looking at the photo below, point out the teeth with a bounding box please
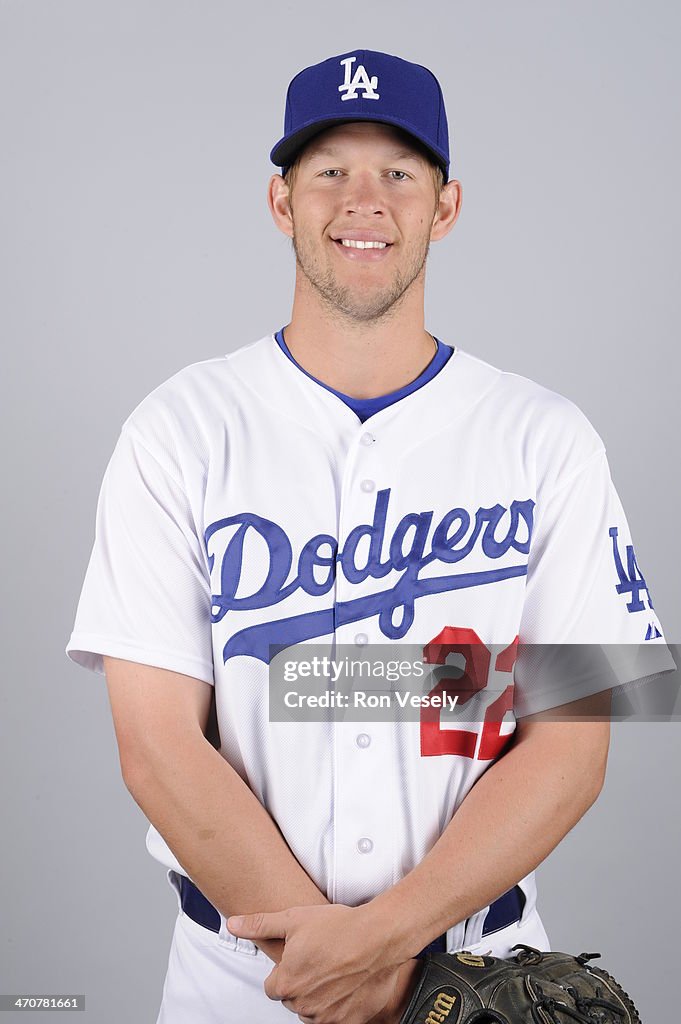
[339,239,388,249]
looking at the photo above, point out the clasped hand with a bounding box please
[227,903,420,1024]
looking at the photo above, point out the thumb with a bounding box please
[226,910,289,939]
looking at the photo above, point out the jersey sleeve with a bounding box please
[65,423,215,685]
[513,446,676,718]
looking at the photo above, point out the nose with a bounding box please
[343,172,385,216]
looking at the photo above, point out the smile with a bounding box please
[332,238,393,261]
[338,239,388,249]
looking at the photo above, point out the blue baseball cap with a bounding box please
[269,48,450,179]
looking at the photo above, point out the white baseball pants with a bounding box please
[155,868,551,1024]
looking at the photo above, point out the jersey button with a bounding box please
[360,432,375,446]
[356,733,371,748]
[357,837,374,854]
[354,632,368,646]
[360,479,375,493]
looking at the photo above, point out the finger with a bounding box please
[264,965,305,1005]
[227,910,288,940]
[281,997,312,1020]
[263,965,283,1001]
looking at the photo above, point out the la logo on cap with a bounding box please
[338,56,380,101]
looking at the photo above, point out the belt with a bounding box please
[176,875,525,957]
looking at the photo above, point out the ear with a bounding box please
[430,180,463,242]
[268,174,294,239]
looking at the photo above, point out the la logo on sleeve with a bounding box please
[608,525,653,613]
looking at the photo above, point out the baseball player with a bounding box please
[65,48,674,1024]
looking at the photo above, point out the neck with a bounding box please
[283,280,436,400]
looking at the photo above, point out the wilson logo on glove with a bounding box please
[424,990,457,1023]
[397,944,641,1024]
[454,952,487,968]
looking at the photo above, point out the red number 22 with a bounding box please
[420,626,517,761]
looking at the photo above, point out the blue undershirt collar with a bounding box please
[274,327,454,423]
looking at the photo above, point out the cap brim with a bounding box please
[270,113,448,175]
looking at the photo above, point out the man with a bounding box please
[65,48,674,1024]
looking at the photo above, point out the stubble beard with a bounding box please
[290,221,431,324]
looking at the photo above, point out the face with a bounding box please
[271,122,459,324]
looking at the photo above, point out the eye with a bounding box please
[388,170,410,181]
[321,169,343,178]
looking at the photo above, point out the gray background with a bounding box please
[1,0,679,1020]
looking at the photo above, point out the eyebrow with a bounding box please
[306,145,425,162]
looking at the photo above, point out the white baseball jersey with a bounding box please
[65,332,674,952]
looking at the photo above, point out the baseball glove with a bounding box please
[397,943,641,1023]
